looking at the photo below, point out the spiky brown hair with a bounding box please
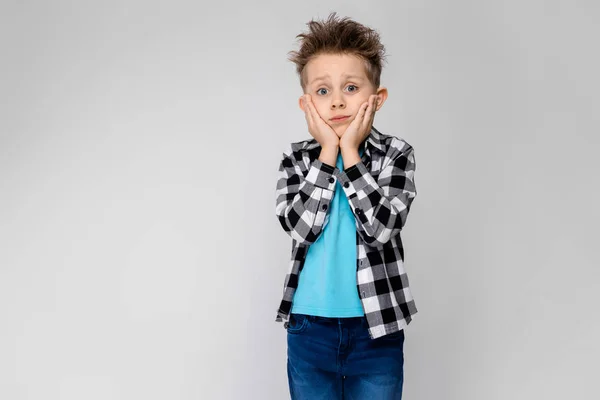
[288,12,387,92]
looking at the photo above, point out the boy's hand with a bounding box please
[340,95,378,150]
[302,94,340,149]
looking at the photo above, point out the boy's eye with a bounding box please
[316,85,359,95]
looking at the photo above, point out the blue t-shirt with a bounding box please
[291,145,365,317]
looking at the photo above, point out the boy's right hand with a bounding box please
[302,94,340,149]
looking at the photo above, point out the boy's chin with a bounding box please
[333,126,346,138]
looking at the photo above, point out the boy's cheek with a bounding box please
[313,102,326,116]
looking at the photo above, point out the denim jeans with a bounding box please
[286,313,405,399]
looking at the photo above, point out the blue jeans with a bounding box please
[286,313,405,399]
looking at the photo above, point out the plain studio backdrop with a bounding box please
[1,1,598,399]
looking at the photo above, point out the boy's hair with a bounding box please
[288,12,387,92]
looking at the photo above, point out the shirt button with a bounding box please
[328,177,334,183]
[361,291,366,298]
[356,208,363,215]
[322,204,328,211]
[360,260,363,266]
[343,182,349,188]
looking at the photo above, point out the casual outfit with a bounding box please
[274,126,418,399]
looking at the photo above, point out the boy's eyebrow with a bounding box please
[310,74,364,85]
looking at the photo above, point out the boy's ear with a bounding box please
[375,87,389,111]
[298,96,305,112]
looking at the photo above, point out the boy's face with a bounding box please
[299,52,388,138]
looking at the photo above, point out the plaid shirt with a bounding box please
[274,126,418,339]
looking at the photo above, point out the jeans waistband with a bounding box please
[295,313,367,326]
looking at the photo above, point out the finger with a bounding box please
[356,101,368,125]
[358,100,371,134]
[367,97,377,125]
[303,96,315,126]
[363,97,376,127]
[304,95,316,119]
[371,97,378,119]
[307,95,328,131]
[307,96,323,123]
[353,101,365,123]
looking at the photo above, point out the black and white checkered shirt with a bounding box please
[274,126,419,339]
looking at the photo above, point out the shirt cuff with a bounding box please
[305,158,337,191]
[336,159,376,193]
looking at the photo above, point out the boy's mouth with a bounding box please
[330,115,351,122]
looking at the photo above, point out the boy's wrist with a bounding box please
[321,144,339,152]
[318,145,339,167]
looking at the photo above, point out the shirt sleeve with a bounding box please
[336,143,417,248]
[275,145,338,245]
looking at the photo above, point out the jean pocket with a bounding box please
[286,313,309,334]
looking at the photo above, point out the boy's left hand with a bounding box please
[340,94,378,150]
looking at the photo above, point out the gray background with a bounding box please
[1,0,598,399]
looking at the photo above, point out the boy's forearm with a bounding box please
[340,147,361,170]
[318,145,339,168]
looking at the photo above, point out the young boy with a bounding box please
[274,12,418,399]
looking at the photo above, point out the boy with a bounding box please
[274,12,418,399]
